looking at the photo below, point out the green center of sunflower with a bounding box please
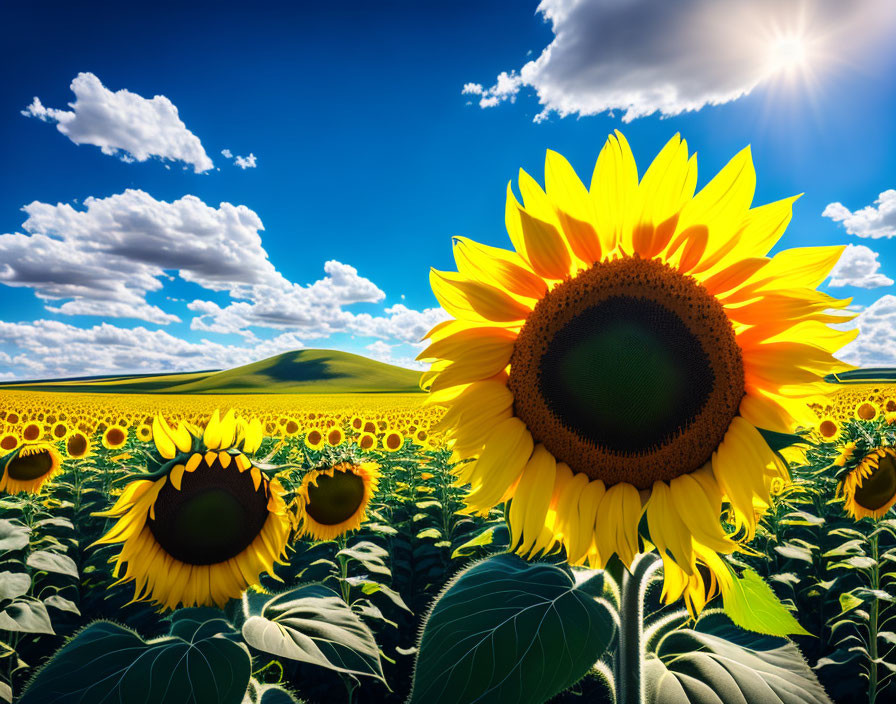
[7,449,53,480]
[540,297,713,454]
[148,456,269,565]
[508,256,744,489]
[855,452,896,511]
[306,469,365,526]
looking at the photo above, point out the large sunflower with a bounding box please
[419,132,855,613]
[0,443,62,494]
[92,410,291,609]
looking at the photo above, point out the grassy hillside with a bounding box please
[0,350,423,394]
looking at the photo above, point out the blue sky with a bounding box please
[1,0,895,379]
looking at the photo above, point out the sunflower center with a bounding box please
[148,456,269,565]
[855,453,896,511]
[508,256,744,489]
[67,434,88,457]
[305,469,365,526]
[106,428,125,445]
[8,450,53,480]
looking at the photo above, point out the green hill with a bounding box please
[0,349,424,395]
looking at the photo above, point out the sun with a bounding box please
[768,34,809,75]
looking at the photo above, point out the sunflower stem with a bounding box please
[869,530,880,704]
[617,552,661,704]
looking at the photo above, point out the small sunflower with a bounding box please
[842,448,896,520]
[102,426,128,450]
[420,132,855,613]
[65,432,92,459]
[358,432,378,451]
[0,432,20,453]
[817,417,840,440]
[0,443,62,494]
[298,460,380,541]
[381,429,404,452]
[855,401,879,421]
[91,410,290,609]
[326,426,345,447]
[136,424,153,442]
[50,421,69,440]
[283,418,301,437]
[304,428,324,450]
[22,422,42,442]
[350,416,365,432]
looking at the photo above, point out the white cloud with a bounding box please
[364,340,429,371]
[836,295,896,367]
[827,244,894,289]
[22,72,213,172]
[0,319,315,380]
[823,190,896,239]
[221,148,257,169]
[466,0,895,122]
[0,189,280,323]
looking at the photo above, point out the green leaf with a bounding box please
[345,577,412,612]
[42,596,79,616]
[19,620,250,704]
[0,572,30,600]
[0,520,29,553]
[26,550,78,578]
[722,567,810,637]
[408,553,617,704]
[337,541,391,575]
[450,524,502,559]
[241,583,385,683]
[774,545,813,563]
[645,611,832,704]
[0,598,53,634]
[416,528,442,539]
[839,592,863,614]
[757,428,806,451]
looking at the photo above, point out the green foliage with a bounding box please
[722,566,811,637]
[19,619,251,704]
[644,610,832,704]
[409,553,617,704]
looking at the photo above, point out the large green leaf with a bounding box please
[241,583,385,683]
[645,610,832,704]
[722,567,810,636]
[408,553,617,704]
[0,572,30,600]
[19,620,251,704]
[26,550,78,578]
[0,520,29,552]
[0,598,53,634]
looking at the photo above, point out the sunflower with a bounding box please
[350,415,365,432]
[358,432,378,451]
[817,416,840,440]
[0,432,20,453]
[304,428,324,450]
[855,401,879,421]
[65,432,92,459]
[0,443,62,494]
[283,418,301,437]
[381,429,404,452]
[842,448,896,520]
[50,421,69,440]
[419,132,855,613]
[326,426,345,447]
[91,410,291,609]
[136,423,152,442]
[22,422,42,442]
[297,460,380,541]
[102,426,128,450]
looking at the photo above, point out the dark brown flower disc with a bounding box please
[855,452,896,511]
[306,469,365,526]
[508,256,744,489]
[8,449,54,480]
[148,455,269,565]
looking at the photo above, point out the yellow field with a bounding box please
[0,390,446,449]
[809,382,896,422]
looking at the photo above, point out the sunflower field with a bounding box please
[3,134,896,704]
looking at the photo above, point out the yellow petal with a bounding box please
[152,416,177,460]
[591,130,639,254]
[170,464,185,491]
[203,409,222,449]
[219,451,232,469]
[430,269,531,323]
[453,237,548,299]
[545,149,602,264]
[185,453,202,472]
[509,444,556,556]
